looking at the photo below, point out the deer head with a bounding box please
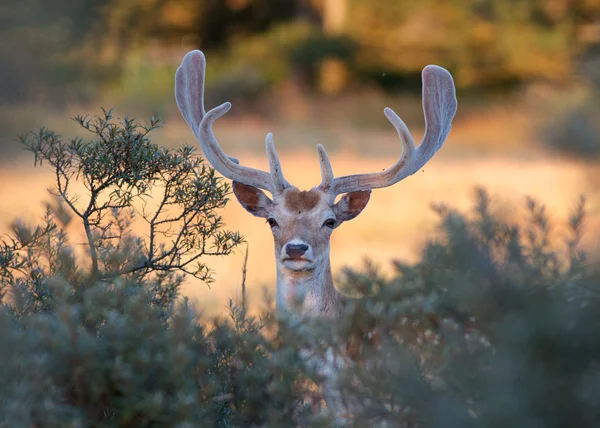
[175,50,457,315]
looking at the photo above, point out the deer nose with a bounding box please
[285,243,308,259]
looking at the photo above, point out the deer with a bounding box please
[175,50,457,421]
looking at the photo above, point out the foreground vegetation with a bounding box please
[1,112,599,427]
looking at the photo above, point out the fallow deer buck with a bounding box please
[175,50,457,420]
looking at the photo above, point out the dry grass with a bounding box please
[1,91,597,316]
[1,135,597,317]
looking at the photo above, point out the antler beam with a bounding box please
[176,50,456,198]
[175,50,289,195]
[318,65,457,196]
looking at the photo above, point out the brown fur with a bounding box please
[232,182,272,218]
[233,182,261,206]
[333,190,371,222]
[347,191,370,211]
[284,189,322,212]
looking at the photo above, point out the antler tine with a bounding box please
[175,50,280,195]
[265,133,290,193]
[175,50,206,138]
[316,144,334,192]
[331,65,457,196]
[198,103,276,194]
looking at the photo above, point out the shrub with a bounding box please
[320,188,600,426]
[0,110,319,427]
[0,278,318,427]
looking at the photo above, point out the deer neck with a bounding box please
[276,255,344,319]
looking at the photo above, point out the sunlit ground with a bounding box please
[1,103,598,317]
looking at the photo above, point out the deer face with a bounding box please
[233,183,370,272]
[175,49,457,270]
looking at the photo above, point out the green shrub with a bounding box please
[0,278,318,427]
[320,188,600,426]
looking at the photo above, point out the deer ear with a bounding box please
[333,190,371,222]
[232,182,273,218]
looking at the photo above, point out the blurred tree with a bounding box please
[342,0,600,87]
[193,0,298,49]
[1,0,598,105]
[0,0,106,102]
[0,0,173,104]
[0,0,305,104]
[318,0,350,93]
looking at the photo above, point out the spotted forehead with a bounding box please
[283,189,324,213]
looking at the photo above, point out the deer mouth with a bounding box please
[281,257,314,270]
[282,257,312,263]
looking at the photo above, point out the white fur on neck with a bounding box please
[276,255,343,318]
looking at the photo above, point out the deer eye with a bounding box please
[267,218,278,228]
[323,218,336,229]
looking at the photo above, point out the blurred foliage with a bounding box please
[539,55,600,160]
[0,0,102,103]
[104,54,181,117]
[316,188,600,426]
[0,0,304,104]
[193,0,298,49]
[541,91,600,160]
[2,107,600,425]
[0,0,159,104]
[0,278,317,427]
[2,0,599,105]
[345,0,600,87]
[202,22,319,105]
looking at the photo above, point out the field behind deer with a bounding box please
[2,94,598,316]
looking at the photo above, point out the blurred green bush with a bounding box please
[327,189,600,426]
[101,22,351,114]
[540,87,600,160]
[5,0,599,106]
[203,22,320,101]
